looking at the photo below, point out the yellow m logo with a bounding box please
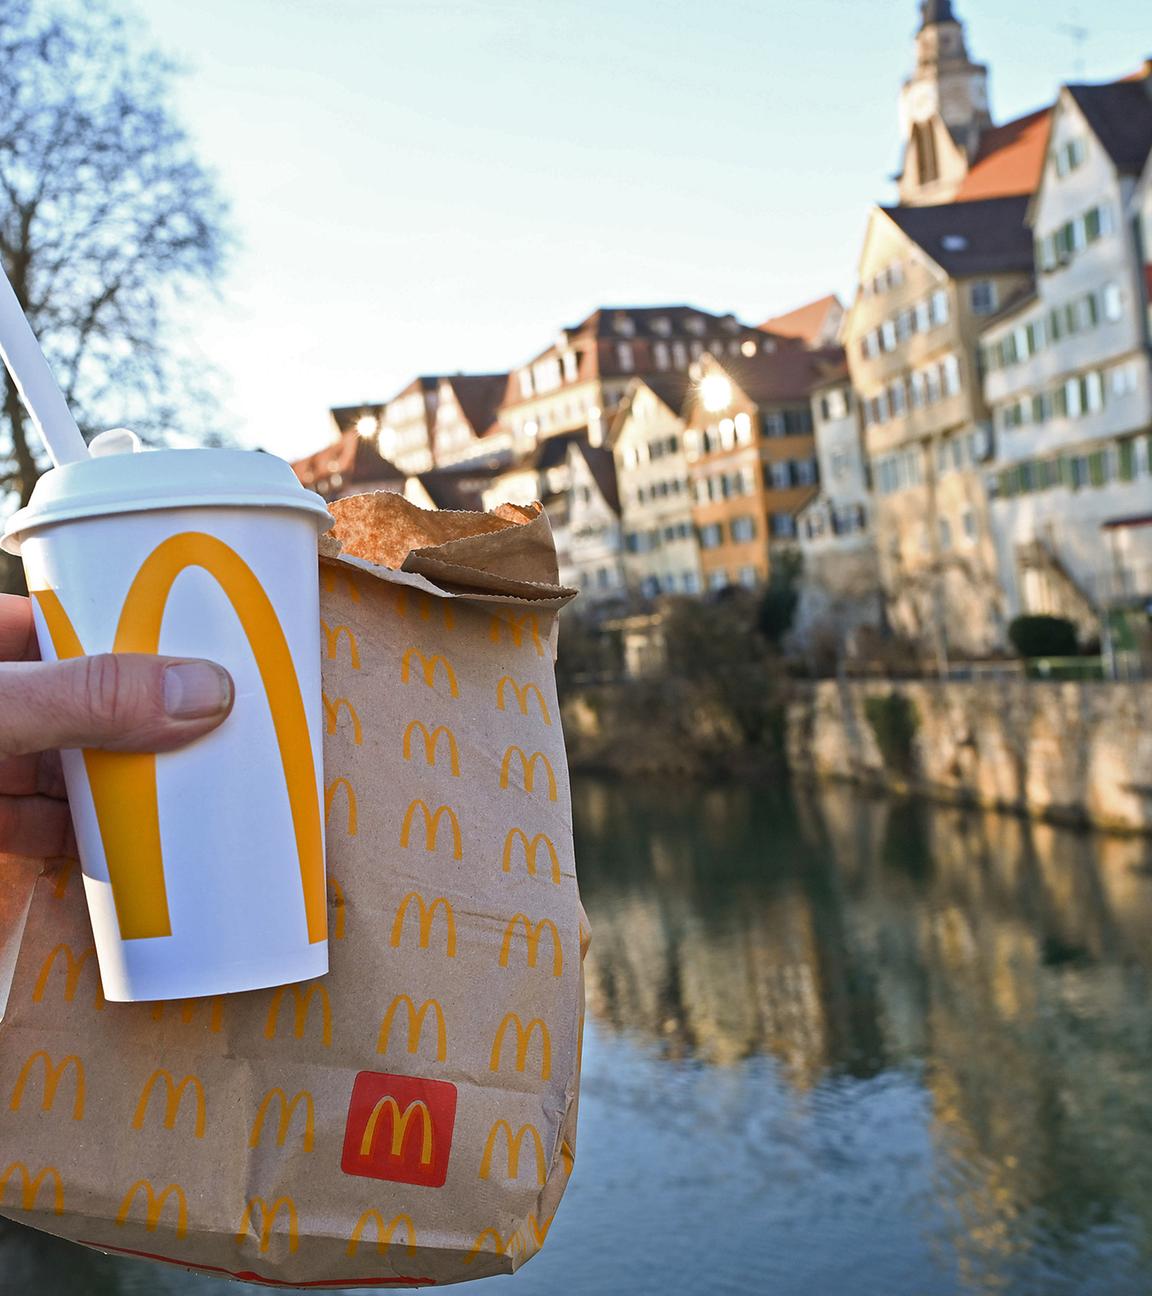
[500,914,563,976]
[499,746,557,801]
[237,1195,299,1255]
[502,829,561,884]
[400,800,462,859]
[400,648,459,697]
[324,777,358,835]
[323,693,363,744]
[321,568,360,601]
[347,1210,417,1258]
[402,720,460,775]
[465,1226,528,1263]
[479,1120,547,1185]
[264,983,332,1048]
[249,1088,314,1152]
[360,1097,433,1164]
[377,995,447,1062]
[489,612,545,657]
[32,943,104,1010]
[9,1051,85,1121]
[33,533,326,945]
[321,619,361,668]
[0,1163,64,1216]
[131,1070,206,1139]
[496,677,552,725]
[490,1013,551,1080]
[390,893,457,958]
[117,1179,188,1238]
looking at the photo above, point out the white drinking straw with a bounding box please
[0,262,89,466]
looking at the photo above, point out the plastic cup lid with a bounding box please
[1,447,332,555]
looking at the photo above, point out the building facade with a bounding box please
[610,374,702,598]
[683,347,822,591]
[564,442,626,606]
[981,76,1152,631]
[845,197,1035,655]
[430,374,509,469]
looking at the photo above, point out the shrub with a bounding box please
[1007,614,1078,659]
[864,692,919,778]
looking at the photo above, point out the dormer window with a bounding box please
[720,314,740,334]
[612,312,636,337]
[684,316,706,337]
[941,235,968,252]
[651,316,672,337]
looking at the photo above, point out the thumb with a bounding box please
[0,655,235,759]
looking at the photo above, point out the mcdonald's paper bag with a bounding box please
[0,492,587,1287]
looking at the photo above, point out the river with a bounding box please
[6,777,1152,1294]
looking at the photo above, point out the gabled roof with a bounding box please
[953,108,1052,201]
[699,345,833,407]
[574,442,621,516]
[880,195,1033,276]
[290,429,404,498]
[1067,77,1152,175]
[759,295,842,346]
[637,372,693,416]
[528,428,587,472]
[330,403,387,436]
[442,373,507,438]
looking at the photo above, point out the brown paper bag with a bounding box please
[0,493,587,1288]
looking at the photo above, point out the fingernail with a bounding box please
[163,661,233,720]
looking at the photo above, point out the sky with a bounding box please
[137,0,1152,461]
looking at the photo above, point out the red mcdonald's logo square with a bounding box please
[341,1071,457,1188]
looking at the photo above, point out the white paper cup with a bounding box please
[2,448,332,1001]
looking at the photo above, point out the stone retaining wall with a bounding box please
[787,679,1152,833]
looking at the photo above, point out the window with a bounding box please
[970,281,998,315]
[671,341,688,367]
[734,412,753,443]
[682,571,701,594]
[763,412,785,438]
[1084,370,1104,413]
[794,458,818,486]
[915,299,932,332]
[518,368,534,398]
[942,354,961,397]
[771,513,797,538]
[1102,283,1123,322]
[889,379,907,417]
[938,518,952,550]
[930,290,950,327]
[909,370,926,408]
[698,523,723,550]
[708,571,728,591]
[1112,363,1138,397]
[961,509,976,542]
[617,343,634,371]
[914,122,939,184]
[561,351,579,383]
[738,566,758,589]
[653,342,670,370]
[730,515,757,543]
[1054,137,1087,177]
[769,461,791,489]
[881,320,897,352]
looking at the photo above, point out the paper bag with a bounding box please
[0,493,586,1287]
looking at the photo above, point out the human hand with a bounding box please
[0,592,234,860]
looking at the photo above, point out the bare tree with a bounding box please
[0,0,231,588]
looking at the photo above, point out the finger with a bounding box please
[0,654,235,759]
[0,594,39,661]
[0,750,67,798]
[0,795,74,860]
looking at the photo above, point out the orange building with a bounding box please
[683,346,830,590]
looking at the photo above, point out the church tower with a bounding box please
[898,1,992,204]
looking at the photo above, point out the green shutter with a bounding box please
[1089,451,1106,487]
[1119,440,1136,481]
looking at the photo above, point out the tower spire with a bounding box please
[920,0,957,29]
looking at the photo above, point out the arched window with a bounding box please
[913,122,939,185]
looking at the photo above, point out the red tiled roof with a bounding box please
[953,107,1052,202]
[759,295,842,345]
[291,429,404,498]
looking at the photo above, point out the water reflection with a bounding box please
[578,777,1152,1290]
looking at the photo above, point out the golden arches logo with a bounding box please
[479,1120,546,1186]
[359,1097,433,1164]
[500,914,563,977]
[249,1088,314,1152]
[465,1226,528,1264]
[402,720,460,775]
[502,829,561,884]
[390,893,457,957]
[400,648,459,697]
[150,997,224,1032]
[237,1195,299,1254]
[323,693,363,745]
[131,1070,205,1139]
[496,676,552,725]
[9,1051,85,1121]
[0,1163,64,1216]
[264,983,332,1048]
[400,800,462,860]
[321,619,361,668]
[328,874,346,940]
[50,863,74,899]
[321,568,361,601]
[117,1179,188,1238]
[499,746,557,801]
[377,995,447,1062]
[33,533,326,945]
[325,777,358,835]
[489,1013,551,1080]
[347,1210,417,1258]
[489,612,545,657]
[32,943,105,1010]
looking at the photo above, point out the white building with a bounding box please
[609,374,702,599]
[564,442,626,606]
[981,73,1152,631]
